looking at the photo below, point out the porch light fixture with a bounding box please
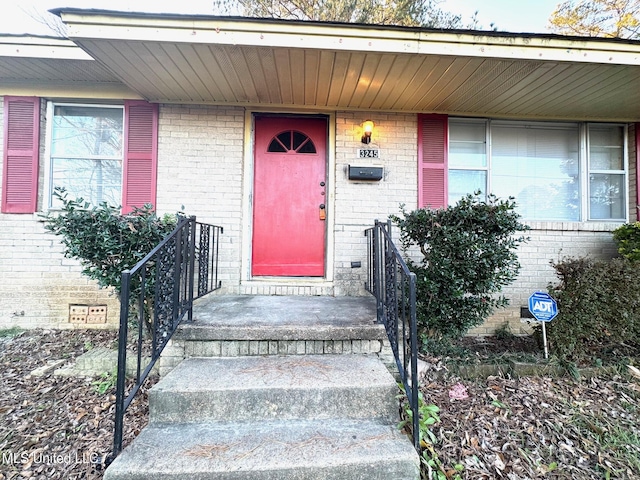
[361,120,374,144]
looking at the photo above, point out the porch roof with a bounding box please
[0,35,140,99]
[13,9,640,121]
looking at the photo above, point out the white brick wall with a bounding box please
[0,100,634,334]
[333,112,418,295]
[0,98,119,329]
[155,105,245,289]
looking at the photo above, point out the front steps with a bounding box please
[159,295,389,375]
[105,356,419,479]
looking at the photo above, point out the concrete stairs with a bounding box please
[159,295,391,376]
[104,354,420,479]
[105,295,419,479]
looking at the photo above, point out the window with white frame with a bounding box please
[448,119,627,221]
[48,104,124,208]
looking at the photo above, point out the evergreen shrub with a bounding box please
[391,193,528,342]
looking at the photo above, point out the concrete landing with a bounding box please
[184,295,384,341]
[160,296,389,372]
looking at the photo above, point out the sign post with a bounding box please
[528,292,558,359]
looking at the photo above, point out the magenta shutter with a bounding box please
[417,114,448,209]
[636,124,640,221]
[2,97,40,213]
[122,101,158,214]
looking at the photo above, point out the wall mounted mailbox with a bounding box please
[348,165,383,181]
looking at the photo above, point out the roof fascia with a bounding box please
[0,36,93,60]
[57,10,640,66]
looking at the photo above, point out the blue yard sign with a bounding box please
[528,291,558,322]
[528,291,558,359]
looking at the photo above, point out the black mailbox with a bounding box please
[348,165,383,181]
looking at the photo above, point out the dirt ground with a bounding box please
[1,329,638,480]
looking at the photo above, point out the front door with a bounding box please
[252,116,327,276]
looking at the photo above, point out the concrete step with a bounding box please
[160,296,390,374]
[150,355,399,424]
[104,418,420,480]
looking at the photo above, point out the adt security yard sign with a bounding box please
[528,291,558,359]
[528,292,558,322]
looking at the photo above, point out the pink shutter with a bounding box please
[122,100,158,214]
[417,114,448,209]
[2,97,40,213]
[636,123,640,221]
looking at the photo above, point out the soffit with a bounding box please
[54,11,640,121]
[0,35,136,98]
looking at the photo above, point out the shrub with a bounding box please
[391,193,528,341]
[546,256,640,361]
[612,222,640,261]
[42,188,178,295]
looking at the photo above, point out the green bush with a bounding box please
[391,193,528,341]
[612,222,640,261]
[42,188,178,295]
[546,256,640,361]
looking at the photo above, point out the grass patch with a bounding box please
[0,327,24,338]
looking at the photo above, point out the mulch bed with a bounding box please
[0,329,154,480]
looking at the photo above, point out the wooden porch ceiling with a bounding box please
[43,10,640,121]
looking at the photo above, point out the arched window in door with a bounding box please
[267,130,317,154]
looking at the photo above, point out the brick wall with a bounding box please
[155,105,245,289]
[470,222,619,335]
[0,98,119,329]
[333,112,418,295]
[0,101,634,333]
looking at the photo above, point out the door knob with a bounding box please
[319,204,325,209]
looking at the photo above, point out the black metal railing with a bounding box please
[111,216,223,460]
[365,219,419,451]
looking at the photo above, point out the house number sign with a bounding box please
[357,148,380,159]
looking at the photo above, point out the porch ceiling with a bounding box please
[55,10,640,121]
[0,36,137,98]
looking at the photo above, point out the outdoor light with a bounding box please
[361,120,374,144]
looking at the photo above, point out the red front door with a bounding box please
[252,116,327,276]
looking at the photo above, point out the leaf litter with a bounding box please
[0,329,155,480]
[420,359,640,479]
[1,329,639,479]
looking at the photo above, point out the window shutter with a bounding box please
[636,123,640,221]
[2,97,40,213]
[418,114,448,209]
[123,100,158,214]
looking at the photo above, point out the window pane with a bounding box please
[491,123,580,221]
[449,121,486,168]
[590,173,625,220]
[52,106,123,158]
[448,170,486,205]
[589,125,623,170]
[51,158,122,208]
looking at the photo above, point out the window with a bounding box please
[447,119,627,221]
[267,130,316,153]
[48,104,124,208]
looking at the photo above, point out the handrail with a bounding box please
[110,216,223,460]
[365,219,420,451]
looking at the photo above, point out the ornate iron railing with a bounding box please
[365,219,420,451]
[111,216,223,460]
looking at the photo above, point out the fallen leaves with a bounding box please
[423,373,640,479]
[0,329,155,480]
